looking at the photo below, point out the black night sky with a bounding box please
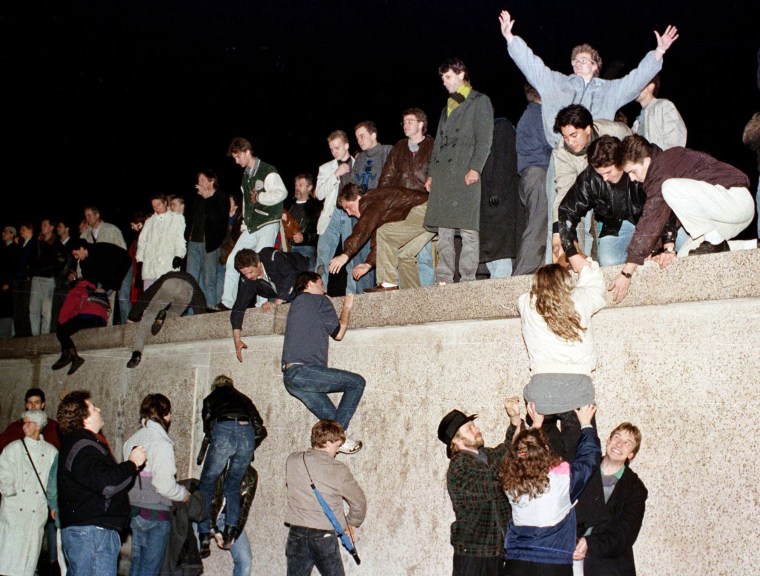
[3,0,758,234]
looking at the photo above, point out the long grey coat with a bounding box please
[425,89,494,231]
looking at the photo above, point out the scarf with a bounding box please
[447,83,472,117]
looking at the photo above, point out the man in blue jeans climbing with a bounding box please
[197,375,267,556]
[281,271,365,455]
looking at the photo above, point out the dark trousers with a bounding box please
[539,411,596,464]
[452,553,507,576]
[286,526,344,576]
[56,315,107,349]
[507,559,572,576]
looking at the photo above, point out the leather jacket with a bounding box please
[201,385,267,444]
[378,135,434,192]
[210,465,258,533]
[557,164,675,257]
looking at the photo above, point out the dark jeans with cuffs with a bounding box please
[286,526,344,576]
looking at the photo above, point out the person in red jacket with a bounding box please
[0,387,60,453]
[51,279,110,375]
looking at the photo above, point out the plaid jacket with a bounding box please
[446,424,516,557]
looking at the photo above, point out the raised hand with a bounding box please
[499,10,516,43]
[655,25,679,53]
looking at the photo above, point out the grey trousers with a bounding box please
[132,278,193,353]
[513,166,548,276]
[436,227,479,283]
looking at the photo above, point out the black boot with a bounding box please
[126,351,142,369]
[199,532,211,558]
[67,348,85,375]
[52,350,73,371]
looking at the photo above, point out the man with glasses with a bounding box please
[378,108,436,286]
[498,9,678,263]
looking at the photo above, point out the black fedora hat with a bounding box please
[438,409,477,458]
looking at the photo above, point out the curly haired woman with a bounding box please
[498,404,600,575]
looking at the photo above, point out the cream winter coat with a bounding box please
[136,210,187,281]
[0,436,57,576]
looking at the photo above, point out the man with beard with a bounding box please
[437,397,522,576]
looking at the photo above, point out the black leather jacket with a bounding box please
[557,164,675,257]
[201,385,267,444]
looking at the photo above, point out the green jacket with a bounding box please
[242,159,286,232]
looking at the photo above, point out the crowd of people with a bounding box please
[0,10,758,576]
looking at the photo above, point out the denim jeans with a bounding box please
[316,210,374,294]
[128,514,171,576]
[291,245,317,272]
[283,364,366,431]
[486,258,513,279]
[116,264,133,325]
[597,220,636,266]
[217,512,252,576]
[187,240,220,307]
[286,526,345,576]
[221,223,279,308]
[215,262,226,306]
[197,420,255,534]
[62,525,121,576]
[417,239,435,287]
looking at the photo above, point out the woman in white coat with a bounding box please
[0,409,58,576]
[136,193,187,290]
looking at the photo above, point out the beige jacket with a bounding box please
[284,448,366,531]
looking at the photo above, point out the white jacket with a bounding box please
[315,156,354,235]
[517,260,607,375]
[632,97,687,151]
[136,210,186,280]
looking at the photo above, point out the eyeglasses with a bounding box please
[572,57,595,66]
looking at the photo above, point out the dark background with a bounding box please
[3,0,758,236]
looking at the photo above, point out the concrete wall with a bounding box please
[1,250,759,575]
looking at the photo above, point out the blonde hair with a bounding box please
[531,264,585,342]
[571,44,602,77]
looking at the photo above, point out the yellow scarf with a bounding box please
[447,83,472,116]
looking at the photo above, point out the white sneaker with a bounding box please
[338,438,363,455]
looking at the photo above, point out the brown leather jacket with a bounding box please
[378,135,434,192]
[341,186,429,268]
